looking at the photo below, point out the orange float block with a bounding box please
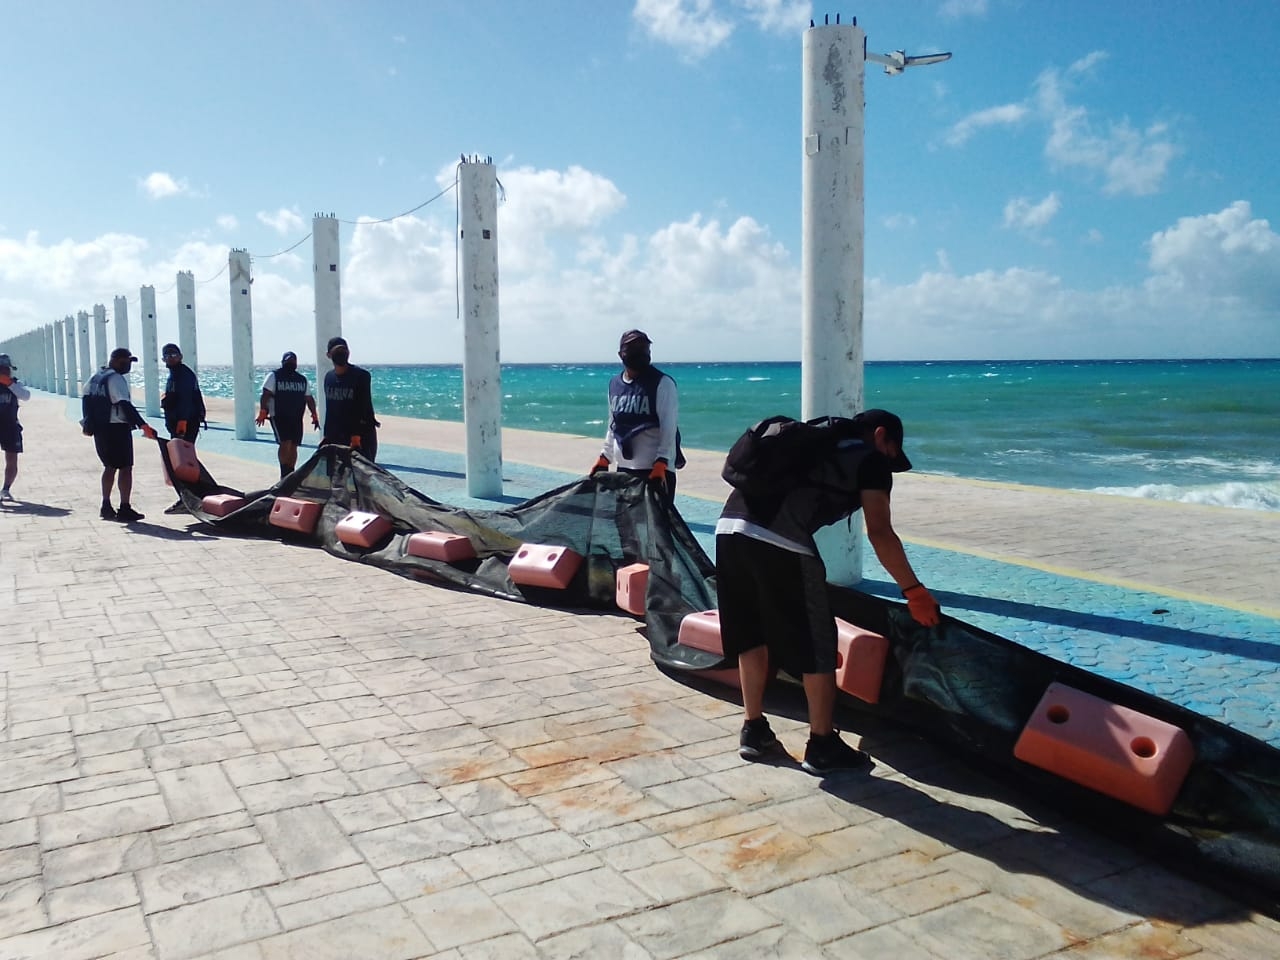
[833,619,889,704]
[335,510,393,548]
[267,497,323,535]
[615,563,649,616]
[1013,682,1195,815]
[677,610,724,655]
[163,438,200,485]
[406,531,476,563]
[200,493,247,517]
[508,543,583,589]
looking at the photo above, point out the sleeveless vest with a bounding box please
[271,368,309,422]
[81,369,114,433]
[608,366,667,459]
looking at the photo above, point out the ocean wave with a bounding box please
[1087,481,1280,512]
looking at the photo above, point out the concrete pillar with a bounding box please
[64,316,78,393]
[458,157,504,499]
[176,271,197,373]
[54,319,66,395]
[43,324,55,391]
[76,311,92,383]
[93,303,109,370]
[312,214,341,425]
[802,21,867,585]
[229,249,256,439]
[140,286,161,416]
[113,296,130,350]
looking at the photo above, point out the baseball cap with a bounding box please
[619,329,651,349]
[110,347,139,363]
[858,408,912,472]
[161,343,181,357]
[0,354,11,369]
[326,336,348,353]
[281,351,298,364]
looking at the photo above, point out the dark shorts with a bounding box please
[715,532,837,676]
[272,416,304,445]
[94,423,134,469]
[0,422,21,454]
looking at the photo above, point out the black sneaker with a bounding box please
[100,503,117,521]
[801,732,873,776]
[163,500,186,515]
[739,717,780,760]
[116,505,145,523]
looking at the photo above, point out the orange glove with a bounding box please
[141,424,158,440]
[647,459,669,492]
[904,585,941,627]
[176,420,188,435]
[589,455,609,476]
[255,408,269,426]
[350,435,362,450]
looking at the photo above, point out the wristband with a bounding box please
[901,583,924,596]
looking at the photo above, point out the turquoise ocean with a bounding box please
[196,359,1280,512]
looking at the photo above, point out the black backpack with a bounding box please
[721,414,865,512]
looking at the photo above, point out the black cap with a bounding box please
[161,343,181,357]
[282,351,298,364]
[0,354,12,370]
[326,336,348,353]
[858,409,912,472]
[619,329,651,349]
[110,347,139,363]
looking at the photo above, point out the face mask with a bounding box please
[283,360,297,373]
[330,348,350,365]
[621,347,651,370]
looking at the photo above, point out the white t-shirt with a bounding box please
[261,371,313,416]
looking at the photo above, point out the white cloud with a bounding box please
[883,213,917,230]
[735,0,812,35]
[1003,192,1060,231]
[257,208,306,236]
[216,214,239,231]
[940,0,988,19]
[139,172,191,200]
[633,0,734,60]
[1146,201,1280,300]
[945,104,1029,146]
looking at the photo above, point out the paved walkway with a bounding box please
[1,391,1277,958]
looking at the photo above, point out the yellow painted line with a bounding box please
[903,534,1280,621]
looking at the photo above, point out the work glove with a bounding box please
[176,420,188,436]
[904,585,941,627]
[589,455,609,477]
[140,424,158,440]
[647,459,669,492]
[350,435,362,450]
[256,408,268,426]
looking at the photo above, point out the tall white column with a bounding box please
[458,157,504,499]
[93,303,109,370]
[113,296,130,350]
[43,324,55,391]
[140,285,161,416]
[54,319,66,395]
[802,21,867,585]
[64,316,78,393]
[229,249,256,439]
[176,271,198,373]
[76,311,92,382]
[312,214,341,425]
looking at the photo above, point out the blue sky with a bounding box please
[2,0,1278,364]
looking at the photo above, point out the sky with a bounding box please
[2,0,1278,365]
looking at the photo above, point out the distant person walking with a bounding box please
[321,337,378,462]
[82,348,157,522]
[0,353,30,501]
[589,329,683,502]
[257,351,320,478]
[718,409,941,775]
[161,343,205,513]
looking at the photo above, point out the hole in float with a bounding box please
[1047,705,1070,724]
[1131,736,1157,758]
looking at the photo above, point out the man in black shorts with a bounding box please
[256,351,319,478]
[161,343,204,513]
[82,348,157,522]
[0,354,30,501]
[715,409,941,774]
[320,337,378,462]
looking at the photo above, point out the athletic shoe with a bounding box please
[99,503,117,521]
[739,717,780,760]
[115,505,145,523]
[0,488,11,501]
[801,732,873,776]
[163,500,186,515]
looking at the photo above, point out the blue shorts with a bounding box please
[0,422,21,454]
[94,424,134,469]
